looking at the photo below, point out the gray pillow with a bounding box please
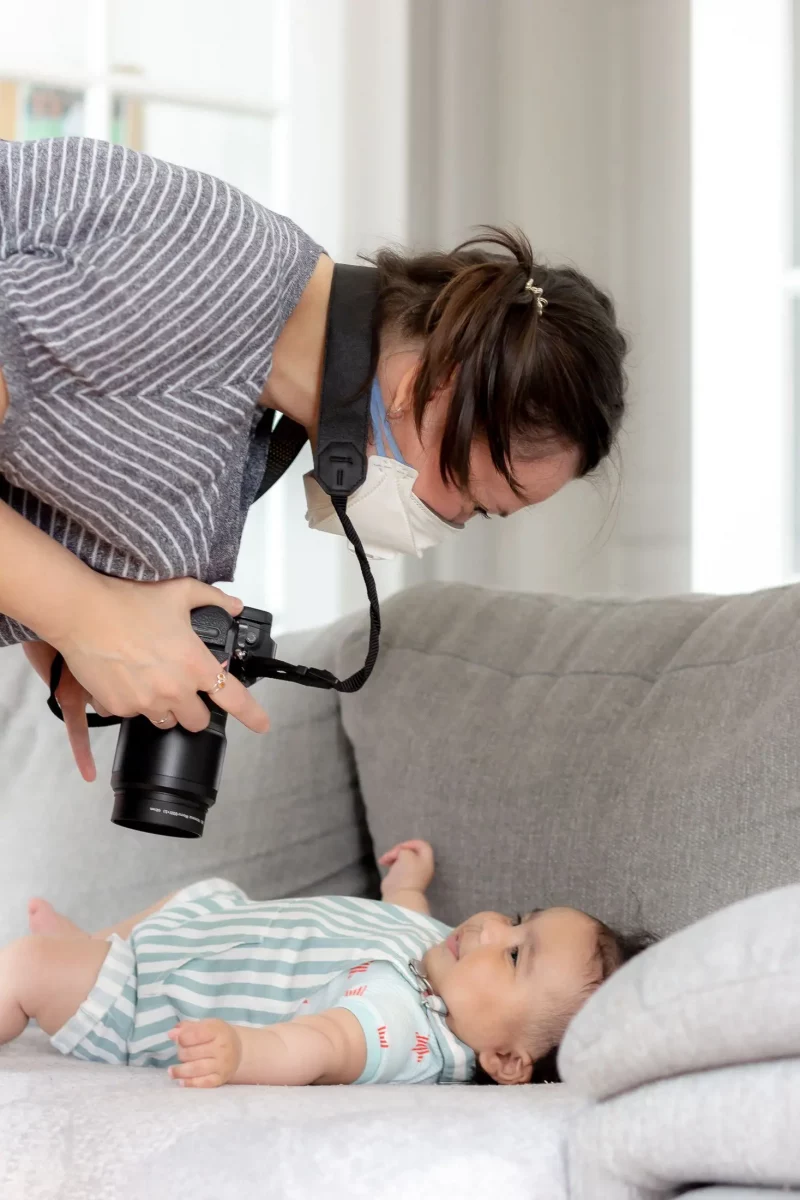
[568,1060,800,1200]
[558,882,800,1099]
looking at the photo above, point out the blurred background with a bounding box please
[1,0,796,634]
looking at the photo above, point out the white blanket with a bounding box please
[1,1028,582,1200]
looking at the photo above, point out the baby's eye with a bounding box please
[511,913,523,927]
[509,947,519,967]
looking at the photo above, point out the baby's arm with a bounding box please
[168,1011,367,1087]
[378,839,435,915]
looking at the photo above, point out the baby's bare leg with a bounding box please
[0,935,110,1042]
[28,893,178,941]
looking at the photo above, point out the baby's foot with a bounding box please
[27,898,86,938]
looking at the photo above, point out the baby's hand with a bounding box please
[168,1018,242,1088]
[378,839,435,894]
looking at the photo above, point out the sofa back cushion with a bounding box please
[338,582,800,936]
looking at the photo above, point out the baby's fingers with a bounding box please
[175,1039,219,1063]
[169,1021,215,1048]
[378,847,400,866]
[169,1060,222,1085]
[396,839,430,856]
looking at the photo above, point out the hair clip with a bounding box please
[524,278,547,316]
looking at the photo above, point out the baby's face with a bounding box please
[422,907,604,1083]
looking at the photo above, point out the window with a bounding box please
[691,0,793,594]
[793,0,800,569]
[0,0,296,622]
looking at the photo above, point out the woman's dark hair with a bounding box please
[472,922,657,1087]
[368,226,628,494]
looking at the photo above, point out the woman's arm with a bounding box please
[0,497,270,777]
[168,1012,367,1087]
[0,495,103,647]
[378,840,435,915]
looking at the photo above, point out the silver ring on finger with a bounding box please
[207,670,227,696]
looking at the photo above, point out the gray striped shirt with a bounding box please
[0,137,322,646]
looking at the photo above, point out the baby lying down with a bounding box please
[0,840,652,1087]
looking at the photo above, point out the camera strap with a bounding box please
[251,262,381,694]
[47,264,382,726]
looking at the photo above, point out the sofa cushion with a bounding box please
[559,882,800,1099]
[567,1059,800,1200]
[337,582,800,935]
[0,625,377,944]
[681,1193,800,1199]
[1,1028,582,1200]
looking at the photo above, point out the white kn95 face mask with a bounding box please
[304,377,464,560]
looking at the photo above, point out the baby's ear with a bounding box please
[478,1048,533,1086]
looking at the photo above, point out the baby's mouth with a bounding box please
[445,932,460,960]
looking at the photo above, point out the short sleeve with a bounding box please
[0,137,322,586]
[331,962,443,1085]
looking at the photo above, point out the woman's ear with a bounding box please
[478,1048,533,1086]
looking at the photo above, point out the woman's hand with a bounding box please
[23,642,103,781]
[378,839,436,894]
[168,1019,243,1088]
[24,576,270,779]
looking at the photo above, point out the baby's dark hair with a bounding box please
[473,920,657,1087]
[368,226,628,495]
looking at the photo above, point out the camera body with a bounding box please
[110,606,276,839]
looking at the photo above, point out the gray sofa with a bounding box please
[2,580,799,1200]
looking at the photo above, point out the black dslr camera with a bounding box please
[110,605,277,839]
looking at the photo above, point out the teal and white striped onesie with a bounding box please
[51,879,476,1085]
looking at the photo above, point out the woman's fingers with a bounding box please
[59,681,96,783]
[211,672,270,734]
[170,691,214,733]
[145,711,178,731]
[184,580,243,619]
[49,575,269,740]
[22,642,96,779]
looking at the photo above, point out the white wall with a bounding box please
[403,0,694,599]
[607,0,693,596]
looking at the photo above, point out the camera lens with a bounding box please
[110,705,227,838]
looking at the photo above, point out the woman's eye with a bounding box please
[475,507,491,520]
